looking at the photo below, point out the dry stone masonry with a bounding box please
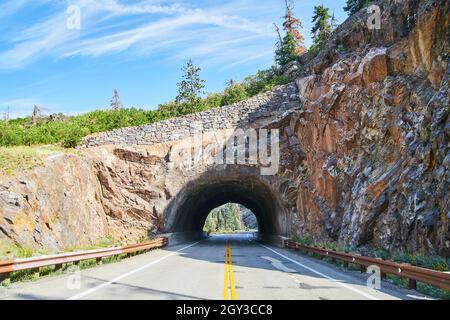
[83,84,299,147]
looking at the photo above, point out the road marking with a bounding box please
[228,242,238,300]
[259,244,379,300]
[223,240,238,300]
[67,241,201,300]
[261,256,297,273]
[223,243,229,300]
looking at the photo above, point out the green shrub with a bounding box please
[62,125,89,148]
[293,234,313,245]
[221,84,249,106]
[201,93,223,110]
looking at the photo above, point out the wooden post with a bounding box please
[31,268,40,279]
[0,272,11,284]
[54,263,63,271]
[408,278,417,290]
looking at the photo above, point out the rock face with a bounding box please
[0,154,108,251]
[0,0,448,257]
[241,207,258,230]
[286,0,449,256]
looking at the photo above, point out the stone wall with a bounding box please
[83,84,299,147]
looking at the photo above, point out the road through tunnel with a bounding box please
[163,168,287,237]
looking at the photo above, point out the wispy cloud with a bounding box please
[0,0,276,70]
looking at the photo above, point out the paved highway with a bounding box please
[0,234,426,300]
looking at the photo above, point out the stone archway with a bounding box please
[163,166,288,237]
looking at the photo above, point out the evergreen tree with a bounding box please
[275,0,306,66]
[309,5,332,57]
[110,89,122,110]
[202,203,245,232]
[343,0,370,15]
[176,59,205,112]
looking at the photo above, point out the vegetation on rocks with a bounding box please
[344,0,370,15]
[275,0,306,66]
[308,5,335,58]
[0,145,74,175]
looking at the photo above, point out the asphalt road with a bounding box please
[0,234,427,300]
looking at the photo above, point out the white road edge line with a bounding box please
[259,244,379,300]
[67,241,202,300]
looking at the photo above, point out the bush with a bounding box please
[62,125,88,148]
[243,68,290,96]
[293,234,313,245]
[201,93,223,110]
[221,84,249,106]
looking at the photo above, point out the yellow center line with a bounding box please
[223,240,238,300]
[223,241,229,300]
[228,243,238,300]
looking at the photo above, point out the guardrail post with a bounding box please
[31,268,40,279]
[360,265,366,273]
[408,278,417,290]
[381,272,387,280]
[96,258,102,265]
[54,263,63,271]
[0,272,11,284]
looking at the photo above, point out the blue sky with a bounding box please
[0,0,348,118]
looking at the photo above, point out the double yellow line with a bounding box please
[223,240,238,300]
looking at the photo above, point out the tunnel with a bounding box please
[163,167,287,237]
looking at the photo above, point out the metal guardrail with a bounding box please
[284,240,450,291]
[0,237,168,281]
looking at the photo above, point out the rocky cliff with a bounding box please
[0,0,448,258]
[283,0,449,256]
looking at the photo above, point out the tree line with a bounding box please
[203,203,249,233]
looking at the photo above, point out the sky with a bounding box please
[0,0,348,118]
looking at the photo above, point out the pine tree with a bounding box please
[275,0,306,66]
[343,0,370,15]
[176,59,205,110]
[308,5,334,58]
[110,89,122,110]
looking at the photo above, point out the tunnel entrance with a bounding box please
[203,203,258,234]
[164,167,287,236]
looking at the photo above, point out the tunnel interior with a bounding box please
[164,169,286,236]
